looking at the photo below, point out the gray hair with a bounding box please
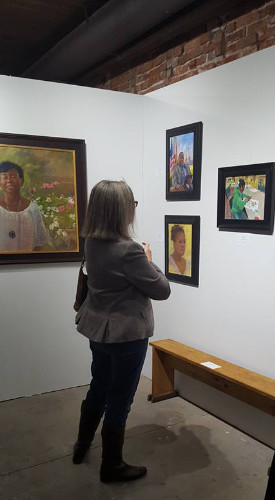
[81,180,135,240]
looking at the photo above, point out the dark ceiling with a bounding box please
[0,0,267,88]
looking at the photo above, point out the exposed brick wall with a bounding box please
[101,0,275,95]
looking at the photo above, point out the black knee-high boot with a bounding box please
[100,425,147,482]
[72,400,103,464]
[264,452,275,500]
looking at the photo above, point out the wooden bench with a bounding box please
[149,339,275,417]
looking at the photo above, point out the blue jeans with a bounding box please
[233,210,248,220]
[84,338,148,428]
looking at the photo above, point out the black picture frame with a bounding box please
[165,215,200,287]
[166,122,203,201]
[217,163,275,235]
[0,132,87,264]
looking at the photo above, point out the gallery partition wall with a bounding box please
[0,77,144,401]
[141,45,275,446]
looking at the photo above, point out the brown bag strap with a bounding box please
[73,247,88,312]
[81,245,86,269]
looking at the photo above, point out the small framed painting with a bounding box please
[166,122,203,201]
[217,163,275,234]
[165,215,200,287]
[0,132,87,264]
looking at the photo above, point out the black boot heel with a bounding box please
[72,442,91,464]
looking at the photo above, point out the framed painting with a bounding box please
[166,122,203,201]
[217,163,275,235]
[0,132,87,264]
[165,215,200,287]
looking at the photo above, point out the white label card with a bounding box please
[235,233,252,247]
[156,232,164,242]
[156,167,165,177]
[200,361,221,370]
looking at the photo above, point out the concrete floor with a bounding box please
[0,376,272,500]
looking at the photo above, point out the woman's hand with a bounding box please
[142,242,152,262]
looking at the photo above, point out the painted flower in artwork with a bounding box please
[28,182,78,250]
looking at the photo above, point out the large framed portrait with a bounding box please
[166,122,203,201]
[217,163,275,235]
[0,132,87,264]
[165,215,200,287]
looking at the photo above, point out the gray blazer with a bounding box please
[75,237,170,343]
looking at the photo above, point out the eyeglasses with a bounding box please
[134,201,138,208]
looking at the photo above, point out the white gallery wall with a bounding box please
[142,45,275,379]
[141,46,275,446]
[0,77,144,400]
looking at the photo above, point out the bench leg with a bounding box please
[150,348,177,403]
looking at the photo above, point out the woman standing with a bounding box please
[73,180,170,483]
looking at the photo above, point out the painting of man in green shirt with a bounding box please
[230,179,251,219]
